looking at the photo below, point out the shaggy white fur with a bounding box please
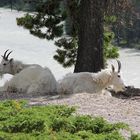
[1,65,58,94]
[0,50,58,94]
[58,68,125,95]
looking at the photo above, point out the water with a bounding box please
[0,8,140,88]
[118,48,140,88]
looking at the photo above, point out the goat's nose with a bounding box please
[123,86,127,91]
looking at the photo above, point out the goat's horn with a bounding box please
[6,51,12,60]
[117,60,121,73]
[3,49,9,59]
[111,64,115,72]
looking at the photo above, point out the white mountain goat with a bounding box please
[58,60,126,95]
[0,50,58,94]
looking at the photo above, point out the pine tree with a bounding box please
[17,0,131,72]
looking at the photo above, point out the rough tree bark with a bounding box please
[74,0,104,73]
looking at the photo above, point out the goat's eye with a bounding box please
[3,63,6,66]
[118,75,120,78]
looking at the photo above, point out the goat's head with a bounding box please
[0,49,14,75]
[110,60,126,92]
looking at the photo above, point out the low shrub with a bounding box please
[130,133,140,140]
[2,115,45,133]
[0,100,139,140]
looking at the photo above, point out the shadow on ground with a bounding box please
[0,86,140,101]
[111,86,140,100]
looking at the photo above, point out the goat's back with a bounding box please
[3,65,58,94]
[58,72,100,94]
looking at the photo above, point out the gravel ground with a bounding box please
[29,92,140,135]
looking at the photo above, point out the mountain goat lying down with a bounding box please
[59,60,126,95]
[0,50,58,94]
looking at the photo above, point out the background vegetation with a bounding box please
[0,0,139,69]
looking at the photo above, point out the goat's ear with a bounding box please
[111,65,115,72]
[9,58,13,63]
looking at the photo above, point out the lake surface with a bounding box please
[0,8,140,88]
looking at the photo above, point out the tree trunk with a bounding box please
[74,0,104,73]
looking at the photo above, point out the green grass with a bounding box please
[0,100,139,140]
